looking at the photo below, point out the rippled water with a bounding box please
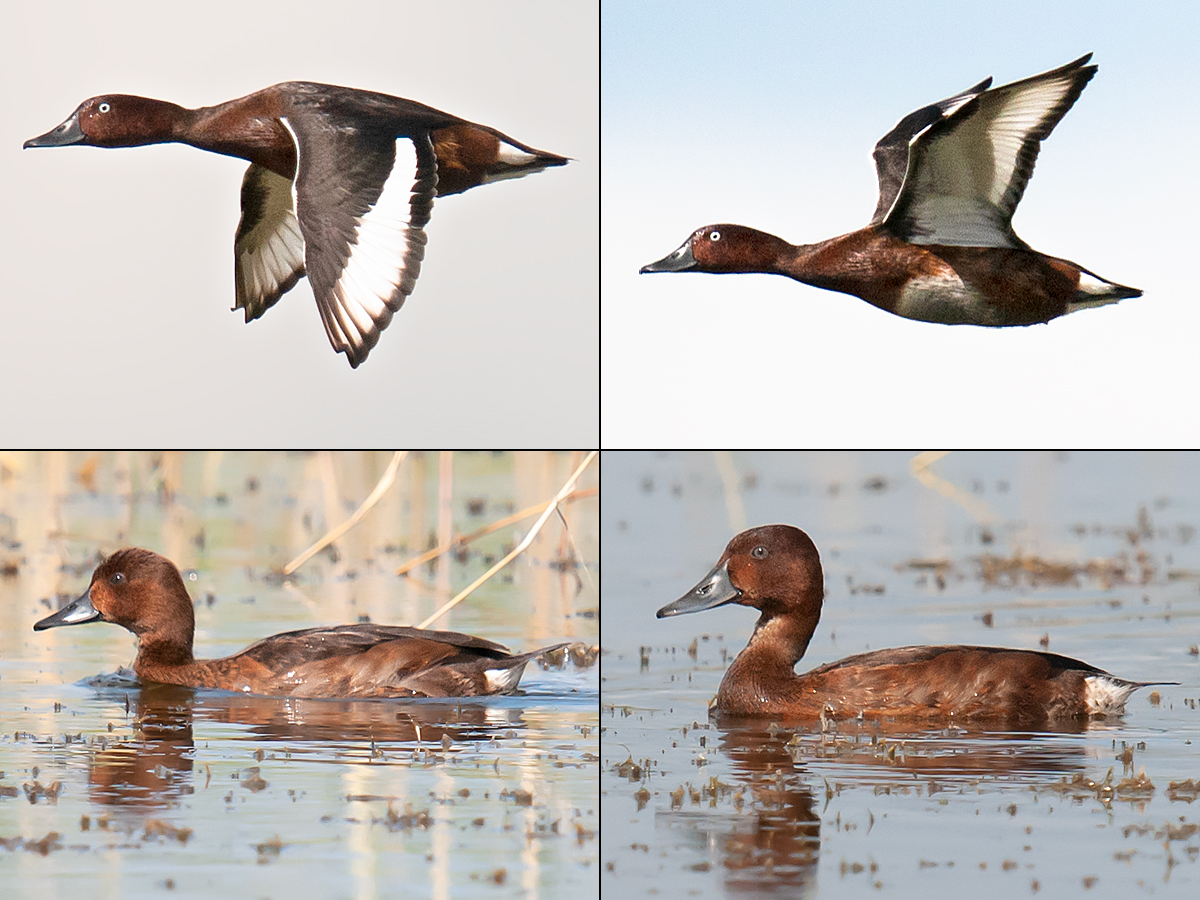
[0,452,599,899]
[601,452,1200,898]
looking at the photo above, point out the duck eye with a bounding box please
[751,546,768,560]
[109,572,124,585]
[709,230,721,242]
[98,102,111,114]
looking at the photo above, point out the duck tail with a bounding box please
[1070,265,1142,312]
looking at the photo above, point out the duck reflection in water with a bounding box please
[652,712,1156,895]
[86,682,543,808]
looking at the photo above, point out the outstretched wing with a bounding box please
[233,163,306,321]
[883,54,1095,248]
[282,116,437,368]
[870,76,992,225]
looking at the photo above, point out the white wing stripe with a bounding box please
[332,138,426,352]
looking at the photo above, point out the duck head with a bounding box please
[658,524,824,621]
[25,95,186,149]
[34,548,195,661]
[640,224,790,275]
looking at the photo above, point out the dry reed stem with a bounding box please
[394,487,598,576]
[283,451,408,575]
[416,451,597,629]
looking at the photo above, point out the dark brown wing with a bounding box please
[804,644,1116,679]
[281,111,437,368]
[236,624,515,672]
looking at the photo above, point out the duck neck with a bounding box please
[132,604,197,672]
[776,234,857,287]
[182,97,297,180]
[727,609,820,683]
[775,227,896,297]
[135,637,196,670]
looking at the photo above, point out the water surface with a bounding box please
[1,451,599,899]
[601,452,1200,898]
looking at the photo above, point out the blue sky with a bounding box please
[603,0,1198,445]
[3,0,597,444]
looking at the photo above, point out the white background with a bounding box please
[4,0,597,444]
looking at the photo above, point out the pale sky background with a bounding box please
[603,0,1197,446]
[4,0,597,445]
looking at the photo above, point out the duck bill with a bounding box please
[24,110,85,149]
[640,239,696,274]
[657,559,741,618]
[33,588,101,630]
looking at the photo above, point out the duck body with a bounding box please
[34,548,562,699]
[25,82,567,367]
[658,525,1160,725]
[641,55,1140,326]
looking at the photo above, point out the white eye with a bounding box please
[709,230,721,242]
[98,102,111,113]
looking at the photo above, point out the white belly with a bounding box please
[892,274,996,325]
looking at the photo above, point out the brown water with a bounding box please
[0,451,599,899]
[601,452,1200,898]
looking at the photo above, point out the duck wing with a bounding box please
[233,163,307,321]
[869,76,991,225]
[236,625,563,697]
[881,54,1095,248]
[280,108,437,368]
[237,624,514,670]
[805,644,1115,678]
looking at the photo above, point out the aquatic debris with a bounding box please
[240,767,269,793]
[1122,819,1200,841]
[1115,767,1155,800]
[669,786,684,809]
[26,832,63,855]
[469,868,508,884]
[611,755,643,781]
[1049,769,1117,804]
[22,780,62,804]
[1166,779,1200,802]
[255,835,285,863]
[0,832,64,855]
[1115,744,1135,770]
[500,788,534,806]
[906,546,1158,590]
[566,643,599,668]
[374,801,430,832]
[142,819,193,844]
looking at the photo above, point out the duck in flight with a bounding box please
[25,83,567,367]
[641,55,1140,326]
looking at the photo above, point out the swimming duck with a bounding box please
[641,54,1140,326]
[24,83,568,367]
[658,525,1162,723]
[34,548,563,698]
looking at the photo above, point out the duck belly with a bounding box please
[892,273,998,325]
